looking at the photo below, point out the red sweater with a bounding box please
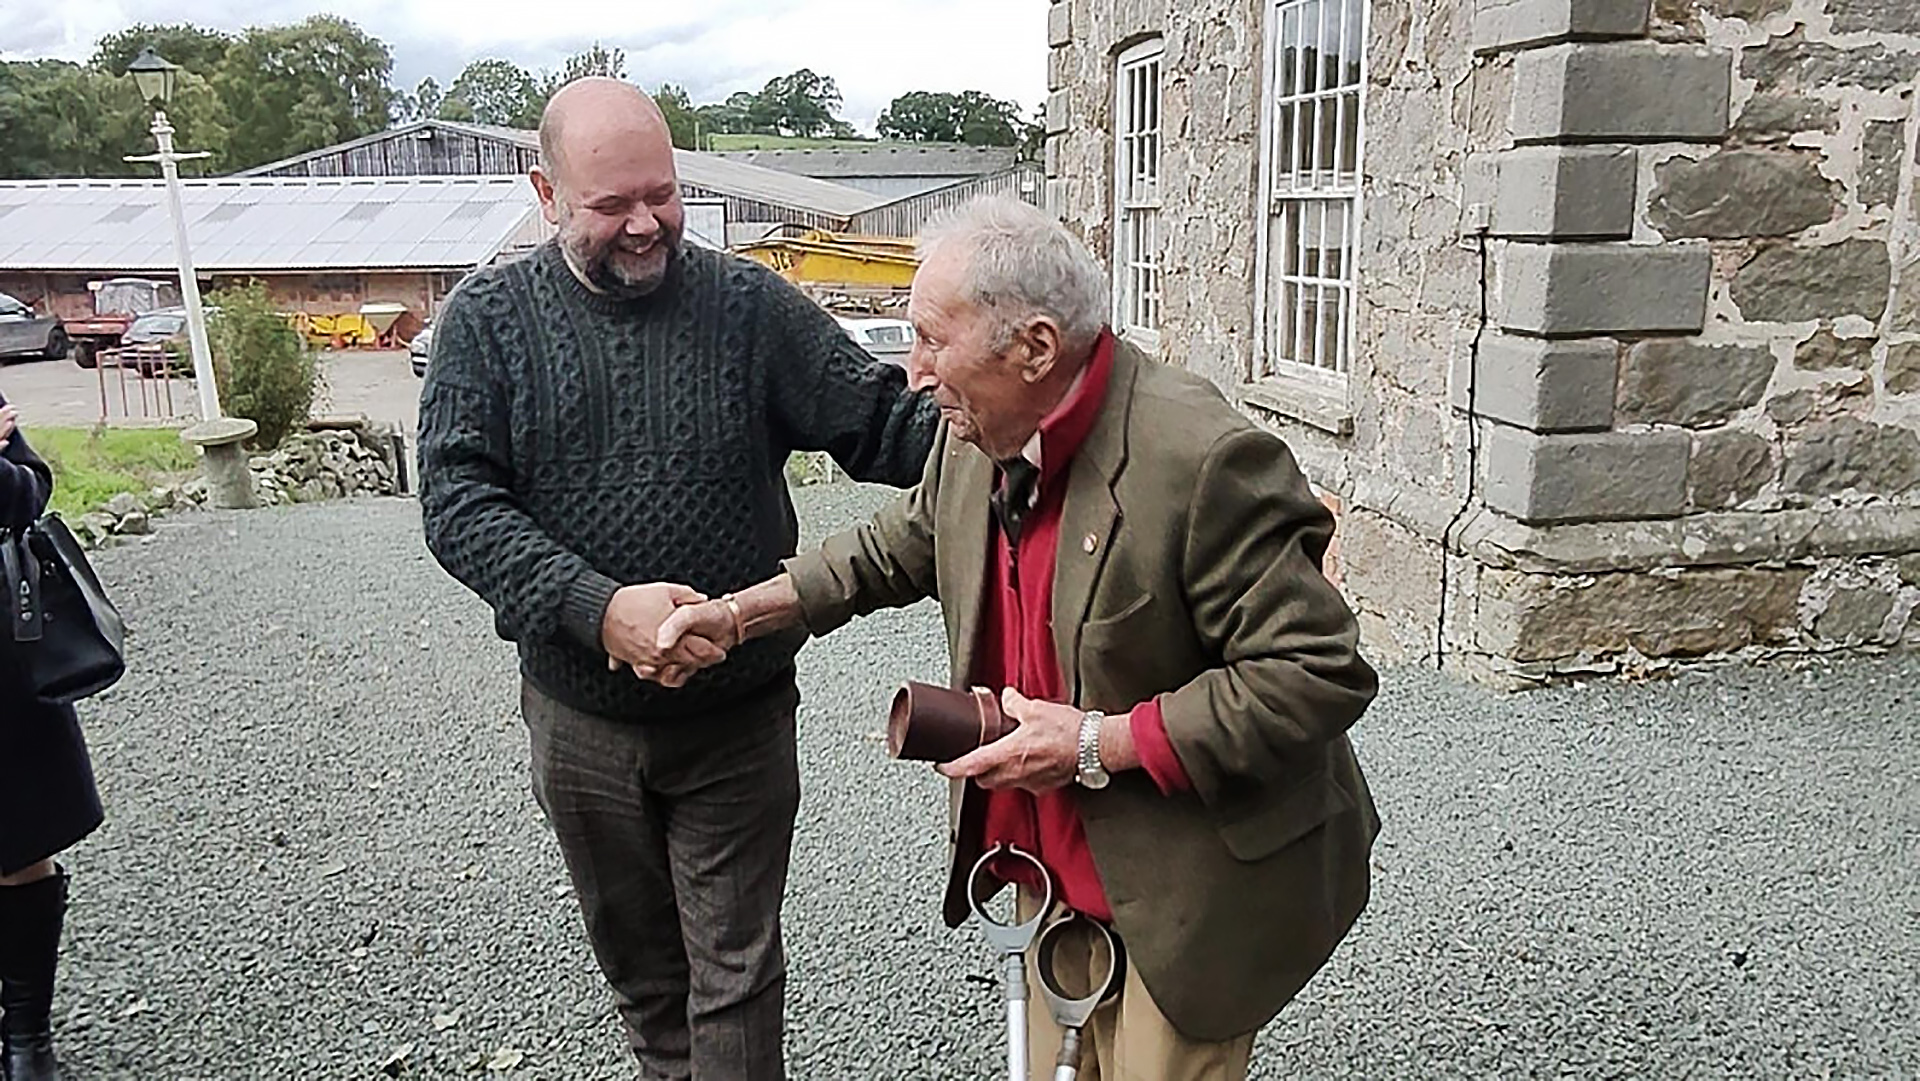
[972,332,1192,921]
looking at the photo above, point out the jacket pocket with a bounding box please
[1214,769,1355,862]
[1080,592,1156,652]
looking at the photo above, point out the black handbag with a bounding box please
[3,512,126,705]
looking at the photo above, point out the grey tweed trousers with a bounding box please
[522,678,800,1081]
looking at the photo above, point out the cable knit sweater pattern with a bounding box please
[418,241,938,721]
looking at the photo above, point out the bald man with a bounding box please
[418,78,938,1079]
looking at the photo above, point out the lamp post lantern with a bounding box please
[123,46,257,508]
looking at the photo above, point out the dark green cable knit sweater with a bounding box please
[418,240,938,721]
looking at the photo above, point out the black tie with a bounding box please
[992,459,1041,545]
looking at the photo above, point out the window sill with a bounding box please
[1239,376,1353,436]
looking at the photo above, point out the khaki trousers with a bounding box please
[1019,892,1255,1081]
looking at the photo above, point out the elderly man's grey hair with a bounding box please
[918,197,1111,357]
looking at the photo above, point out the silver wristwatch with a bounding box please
[1076,710,1111,789]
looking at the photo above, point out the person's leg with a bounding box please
[653,684,801,1081]
[1103,956,1253,1081]
[0,859,69,1081]
[1020,901,1254,1081]
[522,682,692,1079]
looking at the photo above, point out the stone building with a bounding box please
[1045,0,1920,683]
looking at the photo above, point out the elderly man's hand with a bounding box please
[601,583,727,686]
[938,687,1082,793]
[631,598,741,686]
[0,404,17,453]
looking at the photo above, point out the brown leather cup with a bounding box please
[886,681,1015,764]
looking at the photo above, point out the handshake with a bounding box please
[599,582,751,688]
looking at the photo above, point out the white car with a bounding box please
[833,316,914,365]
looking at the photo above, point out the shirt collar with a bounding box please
[1025,329,1116,486]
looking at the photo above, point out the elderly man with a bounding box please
[653,197,1379,1077]
[417,78,937,1079]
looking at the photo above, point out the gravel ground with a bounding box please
[46,485,1920,1079]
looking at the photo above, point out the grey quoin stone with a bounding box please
[1501,242,1711,335]
[1048,2,1072,46]
[1795,329,1876,371]
[1860,121,1907,211]
[1690,429,1775,510]
[1474,0,1650,53]
[1732,240,1892,322]
[1453,335,1618,431]
[1617,339,1776,426]
[1493,146,1639,239]
[1731,94,1839,144]
[1485,425,1692,522]
[1647,150,1837,239]
[1512,43,1732,143]
[1782,418,1920,498]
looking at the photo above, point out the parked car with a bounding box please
[0,291,70,363]
[833,315,914,365]
[116,307,217,378]
[410,319,434,377]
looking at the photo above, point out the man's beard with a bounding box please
[558,215,682,299]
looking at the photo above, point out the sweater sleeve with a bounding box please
[0,395,53,532]
[754,264,939,488]
[416,291,622,653]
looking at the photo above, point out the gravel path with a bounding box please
[48,487,1920,1079]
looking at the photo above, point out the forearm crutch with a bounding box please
[968,843,1052,1081]
[1035,912,1125,1081]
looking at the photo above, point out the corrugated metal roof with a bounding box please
[235,119,884,218]
[711,145,1019,179]
[672,151,882,217]
[0,176,542,272]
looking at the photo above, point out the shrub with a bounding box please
[206,282,318,448]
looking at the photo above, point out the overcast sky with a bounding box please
[2,0,1047,132]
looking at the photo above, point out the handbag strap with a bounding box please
[2,528,43,643]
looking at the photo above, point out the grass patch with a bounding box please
[30,426,198,518]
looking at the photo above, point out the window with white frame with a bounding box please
[1113,39,1163,346]
[1257,0,1366,384]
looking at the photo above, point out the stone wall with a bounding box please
[1051,0,1920,683]
[69,421,406,549]
[1448,0,1920,682]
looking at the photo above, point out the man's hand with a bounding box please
[630,598,740,685]
[937,687,1084,793]
[0,404,17,453]
[601,583,727,687]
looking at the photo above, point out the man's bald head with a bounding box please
[529,77,685,299]
[538,77,670,183]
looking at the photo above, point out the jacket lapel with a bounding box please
[941,439,996,688]
[1051,344,1140,703]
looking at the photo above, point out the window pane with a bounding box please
[1340,90,1361,178]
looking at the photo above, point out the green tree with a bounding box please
[215,15,396,170]
[0,59,230,179]
[90,23,234,82]
[754,69,842,137]
[877,90,1024,146]
[441,58,542,128]
[877,90,960,142]
[560,43,626,84]
[656,83,699,149]
[400,76,444,123]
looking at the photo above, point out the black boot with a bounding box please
[0,868,69,1081]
